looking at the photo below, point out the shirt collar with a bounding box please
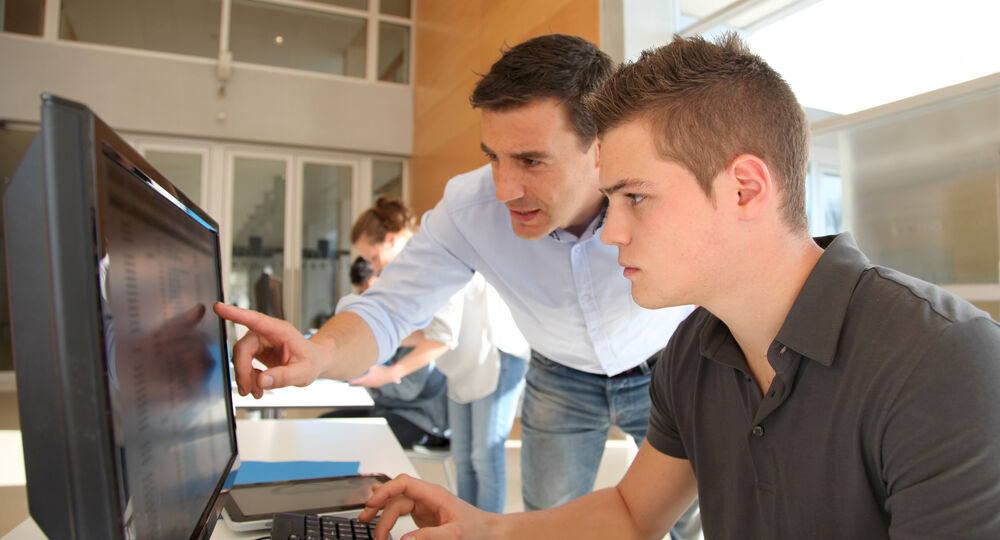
[548,201,608,243]
[698,232,870,369]
[775,232,870,367]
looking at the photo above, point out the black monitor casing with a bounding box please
[3,94,239,540]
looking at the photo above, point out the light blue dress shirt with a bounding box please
[338,164,693,376]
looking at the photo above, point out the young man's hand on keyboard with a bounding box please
[360,474,497,540]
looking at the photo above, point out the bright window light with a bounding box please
[746,0,1000,114]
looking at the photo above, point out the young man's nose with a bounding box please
[600,210,629,246]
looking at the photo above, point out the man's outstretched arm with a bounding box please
[215,304,378,398]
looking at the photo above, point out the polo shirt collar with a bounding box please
[698,232,870,370]
[775,232,870,367]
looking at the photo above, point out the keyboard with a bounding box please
[269,512,388,540]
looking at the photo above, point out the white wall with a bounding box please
[0,34,413,156]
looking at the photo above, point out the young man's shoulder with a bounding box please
[855,264,999,344]
[865,265,994,327]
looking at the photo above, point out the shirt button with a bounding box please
[752,425,765,437]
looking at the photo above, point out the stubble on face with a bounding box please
[480,98,602,241]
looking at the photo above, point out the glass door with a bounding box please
[225,150,359,335]
[297,160,356,333]
[229,155,290,325]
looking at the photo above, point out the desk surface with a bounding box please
[231,378,375,410]
[3,418,416,539]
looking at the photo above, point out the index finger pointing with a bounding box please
[213,302,291,338]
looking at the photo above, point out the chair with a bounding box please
[404,445,457,493]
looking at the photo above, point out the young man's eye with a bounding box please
[484,152,498,162]
[627,193,646,205]
[521,158,540,167]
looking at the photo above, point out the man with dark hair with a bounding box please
[215,33,698,535]
[358,32,1000,540]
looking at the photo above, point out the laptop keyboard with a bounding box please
[269,512,386,540]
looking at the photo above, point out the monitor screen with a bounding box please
[4,94,239,540]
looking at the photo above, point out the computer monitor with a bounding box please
[3,94,240,539]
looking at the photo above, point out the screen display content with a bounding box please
[99,149,233,538]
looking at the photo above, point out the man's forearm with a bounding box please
[309,311,380,381]
[492,487,654,540]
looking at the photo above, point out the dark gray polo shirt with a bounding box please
[647,233,1000,539]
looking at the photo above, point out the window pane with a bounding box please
[311,0,368,10]
[815,86,1000,285]
[230,157,286,321]
[377,22,409,83]
[372,160,402,200]
[806,169,843,237]
[300,163,353,332]
[818,173,843,235]
[231,0,366,77]
[144,150,203,206]
[4,0,45,36]
[59,0,220,58]
[380,0,410,18]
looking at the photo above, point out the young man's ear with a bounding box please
[727,154,774,220]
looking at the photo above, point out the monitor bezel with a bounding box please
[4,93,240,539]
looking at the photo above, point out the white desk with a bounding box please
[232,379,375,418]
[3,418,417,539]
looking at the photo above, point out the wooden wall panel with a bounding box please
[410,0,600,215]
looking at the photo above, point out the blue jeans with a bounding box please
[521,352,701,539]
[447,351,527,513]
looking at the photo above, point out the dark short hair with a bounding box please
[350,195,417,245]
[588,32,810,231]
[349,256,374,287]
[471,34,614,148]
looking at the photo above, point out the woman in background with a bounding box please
[348,195,529,513]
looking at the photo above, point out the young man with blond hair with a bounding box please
[360,32,1000,540]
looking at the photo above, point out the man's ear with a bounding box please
[728,154,773,220]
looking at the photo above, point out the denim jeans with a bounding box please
[521,352,701,539]
[447,350,527,513]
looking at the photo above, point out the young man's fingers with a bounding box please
[370,501,410,540]
[365,474,421,506]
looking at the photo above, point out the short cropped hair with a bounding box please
[471,34,614,148]
[588,32,810,231]
[350,195,417,245]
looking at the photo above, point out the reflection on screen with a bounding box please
[100,152,233,539]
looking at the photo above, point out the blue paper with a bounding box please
[234,460,361,485]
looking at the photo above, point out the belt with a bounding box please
[607,353,659,378]
[530,350,660,378]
